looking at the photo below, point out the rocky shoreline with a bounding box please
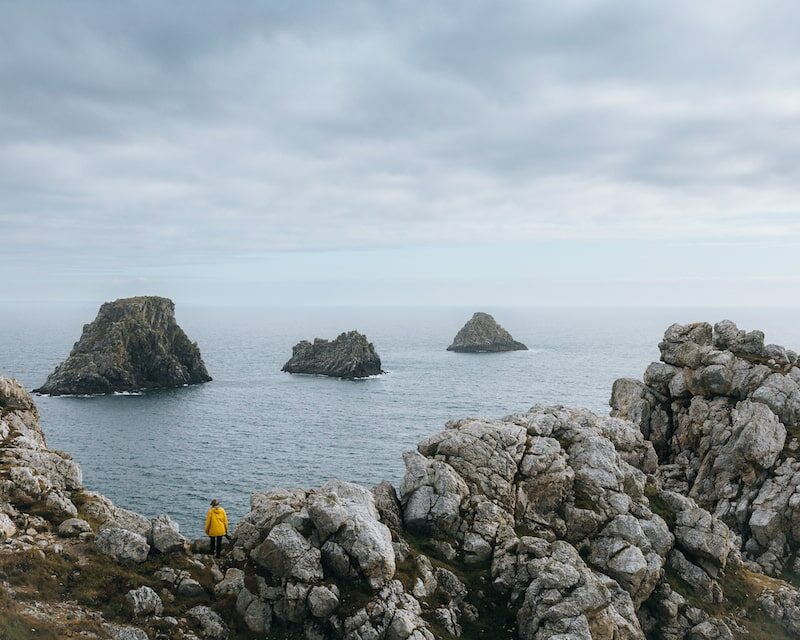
[3,321,800,639]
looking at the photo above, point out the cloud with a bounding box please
[2,0,800,268]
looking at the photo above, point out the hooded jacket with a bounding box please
[205,506,228,537]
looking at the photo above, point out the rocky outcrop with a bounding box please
[611,320,800,577]
[0,374,218,639]
[9,312,800,640]
[34,296,211,395]
[282,330,384,379]
[447,312,527,352]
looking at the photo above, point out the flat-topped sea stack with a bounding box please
[447,311,527,352]
[282,330,384,379]
[34,296,211,396]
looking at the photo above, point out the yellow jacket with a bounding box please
[205,506,228,537]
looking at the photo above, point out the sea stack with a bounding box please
[34,296,211,395]
[282,330,384,379]
[447,311,527,352]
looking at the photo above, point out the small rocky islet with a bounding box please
[282,330,384,379]
[447,311,527,352]
[34,296,212,396]
[4,320,800,638]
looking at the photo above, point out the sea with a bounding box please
[2,305,800,538]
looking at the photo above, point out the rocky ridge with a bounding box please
[35,296,211,396]
[282,331,384,379]
[611,320,800,579]
[4,319,800,639]
[447,312,527,353]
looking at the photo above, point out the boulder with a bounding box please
[0,512,17,539]
[34,296,211,395]
[214,568,245,596]
[281,330,383,379]
[58,517,93,538]
[177,576,206,597]
[447,311,527,352]
[125,585,163,618]
[95,527,150,564]
[187,605,229,640]
[149,514,187,553]
[251,523,323,583]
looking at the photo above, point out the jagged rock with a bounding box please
[149,514,187,553]
[251,522,324,583]
[0,511,17,539]
[34,296,212,395]
[104,507,152,537]
[95,527,150,564]
[308,585,339,618]
[611,320,800,575]
[177,577,206,597]
[306,479,395,588]
[106,625,150,640]
[214,568,245,596]
[343,580,434,640]
[757,586,800,636]
[58,517,92,537]
[447,311,527,352]
[372,481,403,534]
[125,585,163,618]
[281,330,383,379]
[187,605,229,640]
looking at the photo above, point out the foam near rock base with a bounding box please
[34,295,211,396]
[5,319,800,639]
[282,330,384,379]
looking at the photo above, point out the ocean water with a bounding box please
[2,305,800,538]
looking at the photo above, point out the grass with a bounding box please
[662,564,795,640]
[0,587,107,640]
[399,530,518,640]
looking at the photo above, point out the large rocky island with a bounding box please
[282,330,384,379]
[447,312,527,352]
[34,296,212,396]
[4,320,800,639]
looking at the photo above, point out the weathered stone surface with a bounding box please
[149,513,187,553]
[58,517,93,537]
[611,320,800,576]
[95,527,150,564]
[251,522,323,583]
[307,479,395,588]
[187,605,229,640]
[125,585,163,618]
[282,330,383,379]
[34,296,211,395]
[447,311,527,352]
[214,568,245,596]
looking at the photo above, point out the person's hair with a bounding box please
[210,499,219,506]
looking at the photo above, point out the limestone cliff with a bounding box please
[35,296,211,395]
[611,320,800,579]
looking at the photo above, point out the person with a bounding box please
[204,498,228,558]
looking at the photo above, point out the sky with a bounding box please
[2,1,800,306]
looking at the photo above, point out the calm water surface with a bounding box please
[2,305,799,537]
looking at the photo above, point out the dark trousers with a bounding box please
[209,536,223,557]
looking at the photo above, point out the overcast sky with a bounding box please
[2,1,799,306]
